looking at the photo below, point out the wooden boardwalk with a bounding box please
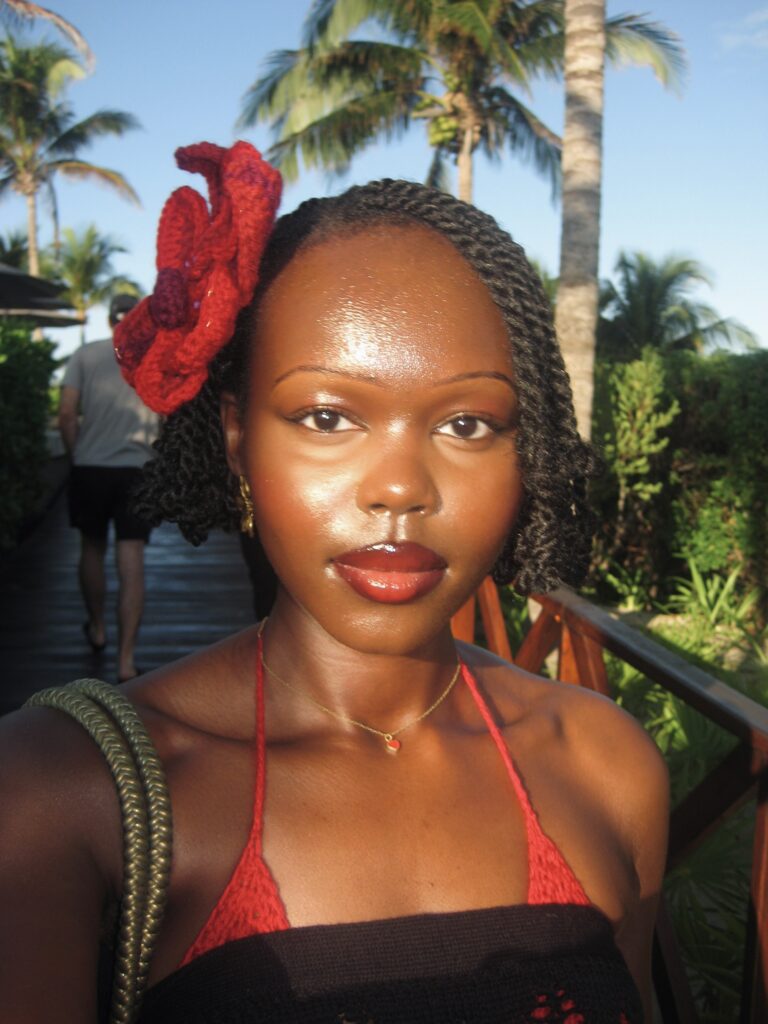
[0,491,255,715]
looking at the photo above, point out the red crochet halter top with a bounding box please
[180,638,590,968]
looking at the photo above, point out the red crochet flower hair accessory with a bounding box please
[113,141,282,415]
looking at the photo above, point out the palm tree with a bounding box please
[240,0,685,204]
[555,0,606,440]
[0,36,140,276]
[598,251,757,360]
[0,227,28,269]
[555,1,685,438]
[41,224,140,345]
[0,0,93,68]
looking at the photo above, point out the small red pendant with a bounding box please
[384,736,401,752]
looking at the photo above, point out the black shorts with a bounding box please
[68,466,152,542]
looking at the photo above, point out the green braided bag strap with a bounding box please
[26,679,173,1024]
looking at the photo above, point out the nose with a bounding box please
[356,437,440,518]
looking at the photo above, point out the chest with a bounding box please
[151,720,633,980]
[263,734,531,925]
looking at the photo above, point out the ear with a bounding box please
[220,392,245,477]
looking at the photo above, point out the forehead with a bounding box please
[253,224,513,386]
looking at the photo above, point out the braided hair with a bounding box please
[135,178,597,594]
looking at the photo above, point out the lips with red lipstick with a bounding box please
[332,542,447,604]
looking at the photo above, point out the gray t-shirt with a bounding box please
[61,339,160,468]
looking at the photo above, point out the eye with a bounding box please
[435,415,496,440]
[296,408,359,433]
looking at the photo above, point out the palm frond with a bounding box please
[600,250,754,357]
[316,39,426,78]
[304,0,379,47]
[47,160,141,204]
[606,14,687,93]
[425,144,452,192]
[437,2,530,85]
[0,173,17,196]
[304,0,434,49]
[266,90,412,181]
[239,41,426,130]
[1,1,94,70]
[49,110,141,156]
[239,50,312,127]
[45,56,85,97]
[495,0,563,77]
[483,87,561,197]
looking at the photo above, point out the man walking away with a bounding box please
[58,294,160,682]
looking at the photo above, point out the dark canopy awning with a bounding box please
[0,262,82,327]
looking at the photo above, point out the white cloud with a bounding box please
[720,6,768,49]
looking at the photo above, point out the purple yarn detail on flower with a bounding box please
[149,267,189,329]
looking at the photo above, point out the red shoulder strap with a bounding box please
[460,664,591,907]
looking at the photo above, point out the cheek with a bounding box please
[464,464,524,557]
[244,431,356,554]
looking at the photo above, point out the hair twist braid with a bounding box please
[135,178,597,593]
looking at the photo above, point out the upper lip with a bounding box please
[333,542,447,572]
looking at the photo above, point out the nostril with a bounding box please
[368,503,426,515]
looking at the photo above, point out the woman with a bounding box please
[0,142,668,1023]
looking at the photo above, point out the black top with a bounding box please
[137,903,642,1023]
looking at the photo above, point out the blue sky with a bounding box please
[2,0,767,358]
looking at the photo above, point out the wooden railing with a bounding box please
[451,579,768,1024]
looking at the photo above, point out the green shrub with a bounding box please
[591,348,768,618]
[0,320,58,547]
[666,350,768,609]
[591,349,679,604]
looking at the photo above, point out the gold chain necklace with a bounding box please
[259,623,461,754]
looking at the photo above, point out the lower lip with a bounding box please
[333,563,445,604]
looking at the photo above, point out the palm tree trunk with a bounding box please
[25,190,40,277]
[555,0,606,440]
[457,126,474,204]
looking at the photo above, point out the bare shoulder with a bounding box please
[123,625,259,752]
[459,640,669,861]
[0,627,254,907]
[0,700,122,863]
[0,629,255,1020]
[0,702,123,1021]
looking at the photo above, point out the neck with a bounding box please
[260,595,460,731]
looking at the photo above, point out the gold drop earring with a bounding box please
[238,475,255,537]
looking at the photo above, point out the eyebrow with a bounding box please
[273,365,516,390]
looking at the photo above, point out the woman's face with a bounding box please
[223,224,524,653]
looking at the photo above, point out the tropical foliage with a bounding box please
[0,0,92,67]
[0,226,28,268]
[0,317,57,546]
[598,251,757,361]
[0,34,140,274]
[41,224,140,344]
[592,345,767,633]
[240,0,685,202]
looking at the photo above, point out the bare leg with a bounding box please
[115,539,145,681]
[79,533,108,646]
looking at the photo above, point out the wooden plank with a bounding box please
[668,744,763,869]
[568,627,611,696]
[450,593,476,644]
[476,577,512,661]
[534,589,768,755]
[515,604,561,674]
[0,494,254,715]
[557,622,579,684]
[556,623,611,695]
